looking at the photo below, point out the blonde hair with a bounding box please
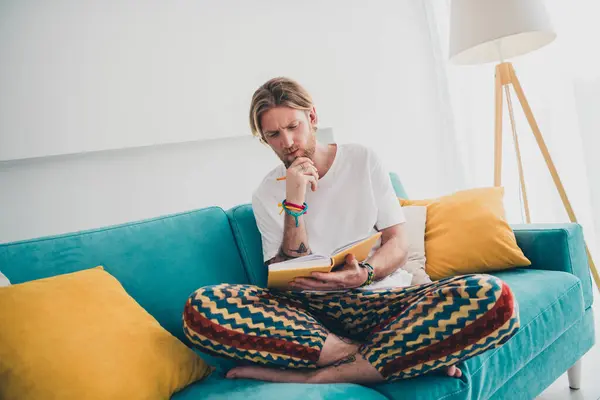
[249,77,314,141]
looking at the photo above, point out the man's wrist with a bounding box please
[358,262,375,287]
[286,195,305,205]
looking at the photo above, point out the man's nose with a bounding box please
[281,131,294,148]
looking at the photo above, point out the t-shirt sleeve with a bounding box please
[368,148,406,230]
[252,191,283,263]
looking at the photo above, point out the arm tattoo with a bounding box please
[276,247,295,261]
[264,243,312,266]
[265,248,294,266]
[289,242,309,255]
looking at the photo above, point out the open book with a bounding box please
[267,232,382,290]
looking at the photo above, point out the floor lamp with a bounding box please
[448,0,600,292]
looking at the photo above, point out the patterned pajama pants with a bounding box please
[183,274,519,381]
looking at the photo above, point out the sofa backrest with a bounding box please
[0,206,250,342]
[227,205,268,287]
[389,172,408,199]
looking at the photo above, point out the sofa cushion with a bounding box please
[372,268,585,400]
[399,187,531,280]
[173,372,388,400]
[489,308,594,400]
[0,267,212,400]
[0,207,250,342]
[464,268,585,399]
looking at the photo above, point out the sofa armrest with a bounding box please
[512,223,594,309]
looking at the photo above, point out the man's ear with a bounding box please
[309,106,318,130]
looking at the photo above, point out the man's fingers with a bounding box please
[293,277,328,286]
[307,164,319,177]
[291,283,340,291]
[306,175,318,192]
[311,168,319,188]
[300,164,318,177]
[290,278,342,290]
[290,157,314,168]
[310,270,347,283]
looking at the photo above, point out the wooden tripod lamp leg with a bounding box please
[494,65,504,187]
[508,64,600,291]
[505,85,532,223]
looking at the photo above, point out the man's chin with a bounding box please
[282,155,298,168]
[281,152,312,168]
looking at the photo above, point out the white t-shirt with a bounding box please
[252,143,410,289]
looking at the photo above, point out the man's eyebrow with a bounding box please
[263,121,298,135]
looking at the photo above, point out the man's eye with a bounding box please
[268,132,279,137]
[290,124,299,129]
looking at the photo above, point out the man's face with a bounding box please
[260,107,317,168]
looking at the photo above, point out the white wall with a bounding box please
[0,1,454,168]
[574,78,600,249]
[0,132,324,243]
[0,1,458,243]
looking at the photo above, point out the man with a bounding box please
[183,77,519,384]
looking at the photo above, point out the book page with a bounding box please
[331,234,374,255]
[330,232,382,267]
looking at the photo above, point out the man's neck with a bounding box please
[312,142,337,180]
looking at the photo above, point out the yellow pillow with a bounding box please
[0,266,212,400]
[400,187,531,280]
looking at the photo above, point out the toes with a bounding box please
[446,366,462,378]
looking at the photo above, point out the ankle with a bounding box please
[307,369,324,384]
[316,336,359,367]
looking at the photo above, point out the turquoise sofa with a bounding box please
[0,174,595,399]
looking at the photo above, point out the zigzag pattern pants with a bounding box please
[183,274,519,381]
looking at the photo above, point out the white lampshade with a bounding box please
[449,0,556,65]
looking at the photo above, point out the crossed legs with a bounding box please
[183,274,519,383]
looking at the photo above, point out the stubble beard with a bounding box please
[281,133,317,168]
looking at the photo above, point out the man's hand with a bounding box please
[286,157,319,204]
[288,254,368,291]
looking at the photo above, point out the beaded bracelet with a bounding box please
[359,262,375,287]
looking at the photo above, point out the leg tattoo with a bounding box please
[331,355,356,368]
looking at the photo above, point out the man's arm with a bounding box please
[265,156,319,266]
[265,213,312,265]
[365,223,408,280]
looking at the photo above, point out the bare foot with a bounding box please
[226,353,384,384]
[446,365,462,378]
[225,333,362,383]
